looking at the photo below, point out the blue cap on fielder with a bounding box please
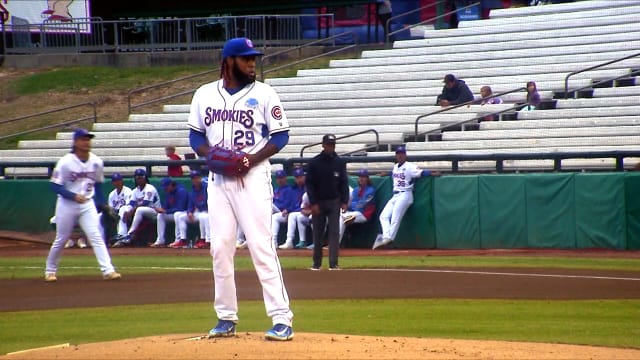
[160,177,173,188]
[222,38,263,59]
[134,168,146,177]
[111,173,123,181]
[73,128,94,140]
[358,169,369,177]
[395,145,407,153]
[275,169,286,178]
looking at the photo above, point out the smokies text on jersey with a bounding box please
[69,171,98,182]
[204,108,255,128]
[392,172,406,180]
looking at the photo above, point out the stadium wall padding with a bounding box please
[1,172,638,249]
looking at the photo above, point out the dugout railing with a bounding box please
[2,150,639,179]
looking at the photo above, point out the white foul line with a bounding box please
[356,268,640,281]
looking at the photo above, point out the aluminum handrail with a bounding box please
[127,68,220,113]
[260,30,357,80]
[299,129,380,158]
[383,0,445,43]
[414,103,524,141]
[387,1,480,43]
[564,51,640,99]
[414,87,526,137]
[564,68,640,99]
[0,102,97,142]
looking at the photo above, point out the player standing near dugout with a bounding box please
[187,37,294,341]
[372,145,439,250]
[305,134,350,270]
[45,128,121,282]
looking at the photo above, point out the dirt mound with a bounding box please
[4,333,640,360]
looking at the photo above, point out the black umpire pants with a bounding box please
[311,198,341,268]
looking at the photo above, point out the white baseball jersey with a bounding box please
[391,161,423,192]
[187,77,294,327]
[187,79,290,170]
[129,184,161,208]
[108,186,132,211]
[50,152,104,198]
[46,151,117,277]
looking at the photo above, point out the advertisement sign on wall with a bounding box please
[2,0,91,32]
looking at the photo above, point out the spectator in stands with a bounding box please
[155,177,189,248]
[437,74,475,107]
[280,167,307,249]
[524,81,541,111]
[177,170,210,249]
[271,169,295,248]
[165,145,184,177]
[339,169,376,245]
[478,85,503,121]
[634,162,640,171]
[305,134,350,270]
[377,0,393,42]
[114,168,161,247]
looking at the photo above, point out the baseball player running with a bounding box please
[372,145,439,250]
[45,128,121,282]
[113,168,161,247]
[188,37,294,341]
[107,172,132,243]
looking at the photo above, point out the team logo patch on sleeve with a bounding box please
[271,106,282,120]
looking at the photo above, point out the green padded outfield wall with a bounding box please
[1,172,638,249]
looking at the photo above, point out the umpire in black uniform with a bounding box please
[305,134,350,270]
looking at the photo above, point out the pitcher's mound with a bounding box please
[4,333,640,359]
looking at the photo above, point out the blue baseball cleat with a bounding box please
[265,323,294,341]
[208,320,236,338]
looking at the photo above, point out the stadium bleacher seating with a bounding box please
[1,0,639,177]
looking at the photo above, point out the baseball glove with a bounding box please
[206,146,251,177]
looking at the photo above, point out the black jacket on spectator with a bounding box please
[305,151,349,205]
[437,79,475,105]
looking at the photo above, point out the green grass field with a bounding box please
[1,254,639,354]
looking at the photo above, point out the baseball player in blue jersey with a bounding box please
[156,177,189,248]
[279,167,306,249]
[113,168,161,247]
[177,170,210,249]
[188,37,294,341]
[45,128,121,282]
[339,169,376,243]
[271,169,295,247]
[372,145,439,250]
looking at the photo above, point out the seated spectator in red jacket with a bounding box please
[165,145,184,177]
[437,74,475,107]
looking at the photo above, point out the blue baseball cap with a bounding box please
[358,169,369,177]
[396,145,407,153]
[111,173,123,181]
[160,177,172,188]
[134,168,146,177]
[293,168,305,177]
[275,169,286,178]
[73,128,94,140]
[222,37,263,59]
[189,170,202,178]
